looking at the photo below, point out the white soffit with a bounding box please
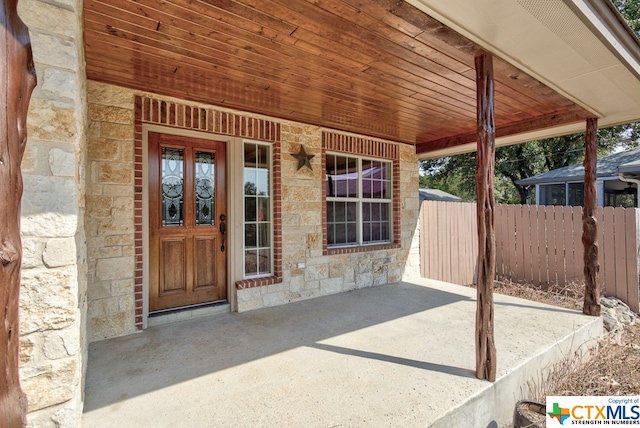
[421,122,592,159]
[407,0,640,140]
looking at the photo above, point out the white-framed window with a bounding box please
[243,142,272,277]
[325,153,392,247]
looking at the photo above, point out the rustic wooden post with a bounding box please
[1,0,37,426]
[583,118,601,316]
[474,51,497,382]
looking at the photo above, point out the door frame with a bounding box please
[142,124,241,327]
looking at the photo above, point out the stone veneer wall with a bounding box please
[236,127,421,310]
[85,83,137,340]
[85,80,420,339]
[18,0,88,426]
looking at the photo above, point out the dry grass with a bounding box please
[525,323,640,401]
[541,324,640,397]
[492,278,640,400]
[493,279,584,311]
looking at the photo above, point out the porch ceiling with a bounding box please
[84,0,631,155]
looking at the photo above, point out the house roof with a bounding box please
[619,157,640,174]
[83,0,640,156]
[419,188,462,202]
[516,146,640,185]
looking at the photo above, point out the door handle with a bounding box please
[219,214,226,252]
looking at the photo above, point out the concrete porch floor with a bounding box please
[82,278,602,428]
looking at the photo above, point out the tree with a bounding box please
[614,0,640,34]
[420,124,640,204]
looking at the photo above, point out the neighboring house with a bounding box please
[12,0,640,425]
[516,147,640,207]
[419,188,463,202]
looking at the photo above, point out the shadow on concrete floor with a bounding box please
[85,281,470,412]
[83,279,601,428]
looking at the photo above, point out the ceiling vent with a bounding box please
[516,0,618,71]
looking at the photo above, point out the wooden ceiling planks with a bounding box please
[83,0,590,150]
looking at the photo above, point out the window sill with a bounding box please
[323,242,400,256]
[235,275,282,290]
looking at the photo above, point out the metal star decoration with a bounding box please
[291,145,315,171]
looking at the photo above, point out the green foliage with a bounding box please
[613,0,640,35]
[420,126,640,204]
[419,153,477,201]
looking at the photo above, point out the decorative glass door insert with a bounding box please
[149,132,227,311]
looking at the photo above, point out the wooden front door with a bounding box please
[149,132,227,311]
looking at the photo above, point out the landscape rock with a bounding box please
[600,296,637,333]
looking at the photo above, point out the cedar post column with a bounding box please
[474,51,497,382]
[0,0,37,426]
[583,118,601,316]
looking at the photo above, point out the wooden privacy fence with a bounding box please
[419,201,640,313]
[420,201,478,286]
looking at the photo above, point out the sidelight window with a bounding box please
[244,142,272,277]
